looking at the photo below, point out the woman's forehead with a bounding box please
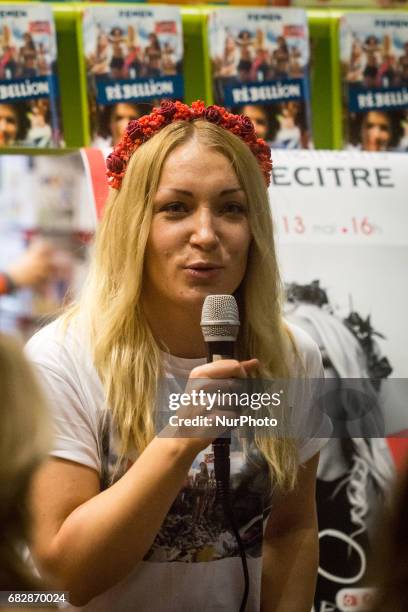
[159,142,239,185]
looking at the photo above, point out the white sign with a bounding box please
[269,149,408,383]
[269,149,408,246]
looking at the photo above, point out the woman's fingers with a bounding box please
[240,358,260,375]
[190,358,259,380]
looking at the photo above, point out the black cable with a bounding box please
[214,440,250,612]
[224,495,250,612]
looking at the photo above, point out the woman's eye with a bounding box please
[161,202,187,214]
[222,202,247,215]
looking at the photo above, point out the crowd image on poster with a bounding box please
[0,4,63,148]
[82,5,184,148]
[340,13,408,152]
[208,8,312,148]
[0,154,95,339]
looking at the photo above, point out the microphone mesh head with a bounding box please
[200,295,240,342]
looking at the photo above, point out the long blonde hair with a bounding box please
[0,333,51,589]
[71,120,299,490]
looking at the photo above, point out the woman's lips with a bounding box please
[183,265,223,280]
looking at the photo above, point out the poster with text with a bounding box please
[208,7,312,148]
[82,5,184,148]
[340,12,408,152]
[269,148,408,612]
[0,3,63,147]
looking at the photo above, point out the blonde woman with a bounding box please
[0,333,51,596]
[26,101,330,611]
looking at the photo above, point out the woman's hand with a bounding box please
[161,358,259,454]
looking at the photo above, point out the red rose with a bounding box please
[238,115,255,138]
[259,142,271,157]
[106,153,125,174]
[157,100,177,120]
[191,100,206,116]
[127,120,143,141]
[204,105,223,124]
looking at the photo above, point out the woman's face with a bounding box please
[0,104,18,145]
[361,111,391,151]
[143,140,252,312]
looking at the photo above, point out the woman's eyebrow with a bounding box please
[157,187,244,196]
[219,188,245,196]
[157,188,193,196]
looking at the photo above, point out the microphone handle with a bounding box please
[206,341,235,504]
[206,340,235,362]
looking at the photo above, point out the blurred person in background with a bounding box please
[0,240,55,296]
[0,332,51,596]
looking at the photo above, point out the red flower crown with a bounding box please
[106,100,272,190]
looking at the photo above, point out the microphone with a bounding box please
[200,294,240,361]
[200,295,250,612]
[200,294,240,500]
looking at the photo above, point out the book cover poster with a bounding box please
[0,4,63,147]
[208,7,312,148]
[82,5,184,148]
[340,12,408,152]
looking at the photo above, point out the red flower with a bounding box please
[156,100,177,120]
[256,139,271,157]
[127,120,143,141]
[224,114,238,129]
[238,115,255,138]
[191,100,206,116]
[106,153,124,174]
[174,103,193,121]
[204,105,223,124]
[106,101,272,189]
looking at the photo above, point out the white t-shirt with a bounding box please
[26,319,330,612]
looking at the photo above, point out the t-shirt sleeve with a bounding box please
[25,326,101,474]
[286,323,333,465]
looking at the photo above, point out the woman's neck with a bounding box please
[143,301,207,359]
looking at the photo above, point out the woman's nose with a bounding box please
[189,209,220,250]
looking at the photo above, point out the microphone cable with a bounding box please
[213,439,249,612]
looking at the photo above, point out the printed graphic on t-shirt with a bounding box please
[146,444,272,563]
[100,419,272,564]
